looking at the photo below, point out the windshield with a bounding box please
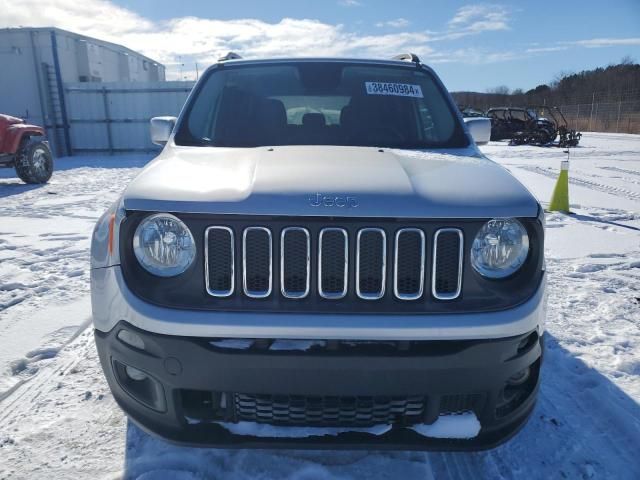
[174,62,467,149]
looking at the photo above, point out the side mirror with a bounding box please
[150,116,177,146]
[463,117,491,146]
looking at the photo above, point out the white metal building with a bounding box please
[0,27,166,155]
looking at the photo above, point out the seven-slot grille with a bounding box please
[205,225,464,301]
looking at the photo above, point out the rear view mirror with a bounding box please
[463,117,491,146]
[150,116,177,146]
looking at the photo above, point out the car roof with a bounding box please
[208,57,422,70]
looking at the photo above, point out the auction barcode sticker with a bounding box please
[365,82,423,98]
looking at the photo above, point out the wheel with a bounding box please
[14,138,54,184]
[538,128,554,145]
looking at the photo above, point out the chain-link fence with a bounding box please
[558,100,640,134]
[453,89,640,134]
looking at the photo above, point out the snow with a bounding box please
[269,339,327,351]
[209,339,255,350]
[209,339,328,351]
[215,413,479,440]
[217,421,392,438]
[1,134,639,479]
[410,412,481,439]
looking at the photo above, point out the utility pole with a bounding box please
[588,91,595,131]
[195,62,199,81]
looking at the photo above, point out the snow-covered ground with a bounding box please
[0,133,639,479]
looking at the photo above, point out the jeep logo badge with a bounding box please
[309,193,358,208]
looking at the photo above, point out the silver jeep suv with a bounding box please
[91,54,545,450]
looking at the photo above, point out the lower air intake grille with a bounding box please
[234,393,426,427]
[439,394,482,414]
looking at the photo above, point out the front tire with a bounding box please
[15,138,54,184]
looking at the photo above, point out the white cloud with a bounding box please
[0,0,568,80]
[0,0,435,78]
[338,0,362,6]
[425,47,520,65]
[4,0,633,80]
[524,38,640,56]
[525,46,569,53]
[447,4,510,34]
[564,37,640,48]
[375,18,410,28]
[0,0,153,36]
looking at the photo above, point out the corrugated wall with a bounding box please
[64,81,195,155]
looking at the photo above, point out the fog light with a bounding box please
[507,367,530,386]
[113,360,167,412]
[117,329,145,350]
[125,365,148,381]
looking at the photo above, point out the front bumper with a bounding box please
[91,266,546,340]
[95,322,543,451]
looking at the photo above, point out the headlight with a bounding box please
[471,218,529,279]
[133,213,195,277]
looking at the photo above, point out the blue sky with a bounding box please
[3,0,639,91]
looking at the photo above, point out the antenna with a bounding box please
[392,53,420,64]
[219,52,243,62]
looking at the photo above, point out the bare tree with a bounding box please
[486,85,510,95]
[453,60,640,112]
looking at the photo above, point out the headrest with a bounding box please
[302,112,326,128]
[259,98,287,127]
[340,105,353,126]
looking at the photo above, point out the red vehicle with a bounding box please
[0,114,53,184]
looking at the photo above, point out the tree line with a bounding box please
[452,58,640,111]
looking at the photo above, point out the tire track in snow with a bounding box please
[428,253,640,479]
[541,256,640,476]
[0,326,92,425]
[515,164,640,201]
[599,166,640,178]
[0,163,143,314]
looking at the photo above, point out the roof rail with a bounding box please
[219,52,242,62]
[392,53,420,64]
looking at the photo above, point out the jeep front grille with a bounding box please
[205,226,235,297]
[242,227,272,298]
[280,227,310,298]
[393,228,425,300]
[204,224,464,302]
[432,229,464,300]
[356,228,386,300]
[318,228,348,299]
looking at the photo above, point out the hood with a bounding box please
[123,145,539,218]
